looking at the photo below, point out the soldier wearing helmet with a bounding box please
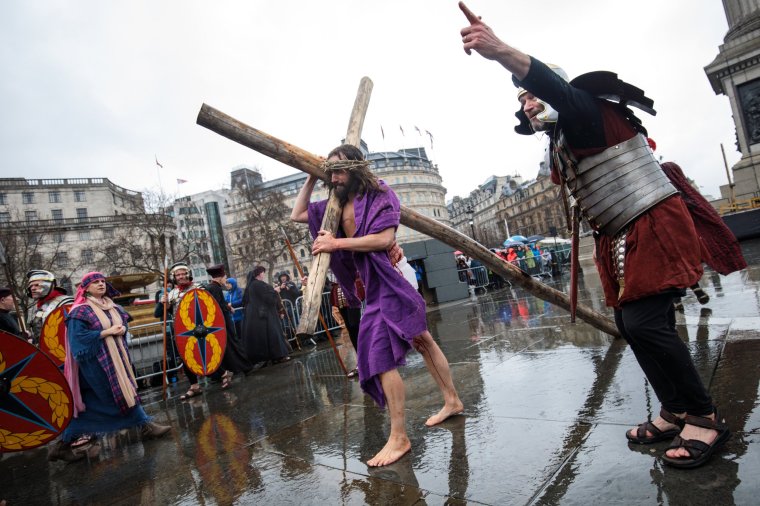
[459,1,745,469]
[26,269,73,345]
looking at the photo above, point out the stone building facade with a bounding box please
[448,175,522,248]
[447,160,576,248]
[0,177,172,293]
[494,170,571,240]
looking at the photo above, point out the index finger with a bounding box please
[458,1,481,25]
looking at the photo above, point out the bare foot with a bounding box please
[367,434,411,467]
[665,416,718,459]
[627,415,681,439]
[425,400,464,427]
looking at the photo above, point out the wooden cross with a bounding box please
[295,78,373,339]
[196,85,620,338]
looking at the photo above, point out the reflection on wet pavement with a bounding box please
[3,239,760,505]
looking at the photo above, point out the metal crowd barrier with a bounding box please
[126,291,353,386]
[457,265,490,292]
[127,319,183,386]
[292,291,344,340]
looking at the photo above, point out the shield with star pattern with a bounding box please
[0,330,73,452]
[174,288,227,376]
[38,303,72,368]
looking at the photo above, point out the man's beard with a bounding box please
[333,176,360,206]
[530,117,549,132]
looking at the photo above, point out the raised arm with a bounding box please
[291,174,319,223]
[459,1,531,80]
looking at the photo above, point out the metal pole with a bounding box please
[720,143,735,209]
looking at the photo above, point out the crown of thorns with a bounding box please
[321,159,370,173]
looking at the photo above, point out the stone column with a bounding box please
[705,0,760,203]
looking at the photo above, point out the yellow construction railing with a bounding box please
[719,196,760,215]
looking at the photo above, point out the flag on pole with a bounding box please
[399,125,405,136]
[380,125,385,139]
[414,126,421,136]
[155,155,163,168]
[426,130,434,149]
[177,179,188,184]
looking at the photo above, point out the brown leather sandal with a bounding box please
[626,408,685,444]
[180,385,202,400]
[661,410,730,469]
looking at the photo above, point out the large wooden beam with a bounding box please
[297,77,373,337]
[196,104,620,338]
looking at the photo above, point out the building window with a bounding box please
[300,249,305,258]
[74,191,86,202]
[49,191,62,203]
[51,209,63,223]
[0,212,9,223]
[54,252,69,268]
[60,277,73,295]
[76,208,88,222]
[0,193,7,205]
[22,192,35,204]
[79,230,91,240]
[81,249,94,264]
[102,228,114,239]
[25,210,37,222]
[53,231,65,243]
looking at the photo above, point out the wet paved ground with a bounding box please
[3,239,760,505]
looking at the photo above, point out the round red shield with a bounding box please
[38,303,72,368]
[0,330,73,452]
[174,288,227,376]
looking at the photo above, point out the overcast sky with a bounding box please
[1,1,737,202]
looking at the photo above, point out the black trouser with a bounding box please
[339,306,362,352]
[614,291,713,415]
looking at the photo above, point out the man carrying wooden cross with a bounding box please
[291,144,463,467]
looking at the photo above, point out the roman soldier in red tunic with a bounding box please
[459,1,745,469]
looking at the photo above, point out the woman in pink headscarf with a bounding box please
[48,272,170,462]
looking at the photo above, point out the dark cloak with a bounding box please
[241,276,289,363]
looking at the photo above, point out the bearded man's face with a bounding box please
[329,161,360,204]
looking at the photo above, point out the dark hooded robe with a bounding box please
[241,273,289,364]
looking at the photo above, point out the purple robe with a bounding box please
[308,182,427,407]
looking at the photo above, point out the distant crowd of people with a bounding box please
[454,242,567,291]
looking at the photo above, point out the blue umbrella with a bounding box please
[503,239,524,248]
[509,235,528,243]
[527,234,545,243]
